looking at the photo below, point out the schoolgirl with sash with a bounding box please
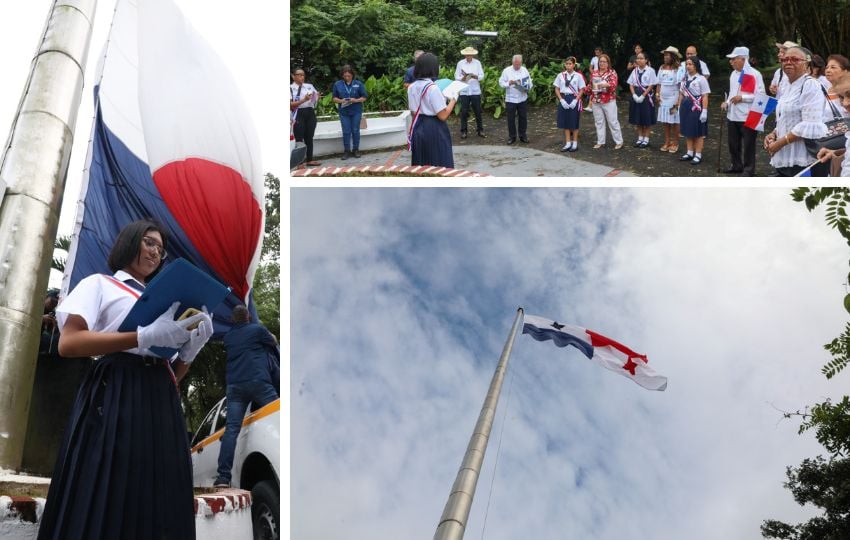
[553,57,587,152]
[407,52,457,168]
[290,68,320,166]
[627,53,658,147]
[37,220,213,540]
[676,56,711,164]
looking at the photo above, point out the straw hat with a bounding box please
[460,46,478,55]
[659,46,682,59]
[775,40,799,49]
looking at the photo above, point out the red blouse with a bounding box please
[589,69,618,104]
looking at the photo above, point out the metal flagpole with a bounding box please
[0,0,97,469]
[434,307,525,540]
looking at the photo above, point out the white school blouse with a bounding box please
[552,70,586,97]
[408,79,448,116]
[57,270,149,356]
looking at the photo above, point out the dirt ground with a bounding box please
[447,97,776,177]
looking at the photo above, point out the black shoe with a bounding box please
[507,138,516,145]
[342,151,351,160]
[461,132,468,139]
[568,146,578,152]
[560,145,570,152]
[691,156,702,165]
[353,150,361,158]
[640,141,649,148]
[477,131,487,138]
[679,153,693,161]
[723,167,743,174]
[520,136,529,143]
[633,140,643,147]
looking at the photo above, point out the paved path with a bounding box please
[305,144,633,177]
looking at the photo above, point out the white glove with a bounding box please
[700,109,708,123]
[632,94,645,103]
[560,98,568,109]
[568,99,578,109]
[178,307,214,365]
[137,301,203,352]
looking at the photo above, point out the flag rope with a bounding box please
[479,362,516,540]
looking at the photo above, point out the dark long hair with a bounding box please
[414,52,440,80]
[107,220,168,279]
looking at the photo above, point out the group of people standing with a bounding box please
[292,39,850,176]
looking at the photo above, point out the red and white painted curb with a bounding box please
[194,489,252,516]
[292,164,492,177]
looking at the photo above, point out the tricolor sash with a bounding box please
[681,78,703,111]
[407,82,436,151]
[635,70,654,107]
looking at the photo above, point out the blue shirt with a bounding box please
[223,322,277,384]
[332,79,368,116]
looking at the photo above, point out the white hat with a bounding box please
[460,46,478,55]
[726,46,749,58]
[659,46,682,59]
[775,40,799,49]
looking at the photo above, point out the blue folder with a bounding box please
[118,258,231,357]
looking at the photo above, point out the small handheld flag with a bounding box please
[522,314,667,391]
[738,72,757,94]
[744,94,777,131]
[793,161,819,177]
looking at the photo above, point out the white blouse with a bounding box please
[843,132,850,177]
[408,79,448,116]
[627,67,658,92]
[57,270,148,355]
[657,67,682,105]
[771,76,828,169]
[552,70,586,97]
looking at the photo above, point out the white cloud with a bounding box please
[291,188,846,540]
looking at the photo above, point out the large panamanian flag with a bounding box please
[522,314,668,391]
[61,0,264,332]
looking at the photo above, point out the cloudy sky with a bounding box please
[290,188,847,540]
[0,0,285,239]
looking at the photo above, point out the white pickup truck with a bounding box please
[191,397,280,540]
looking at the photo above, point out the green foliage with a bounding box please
[761,456,850,539]
[798,396,850,456]
[823,324,850,380]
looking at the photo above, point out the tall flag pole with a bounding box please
[0,0,97,469]
[434,307,525,540]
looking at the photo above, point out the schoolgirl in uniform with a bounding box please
[656,47,683,153]
[37,220,213,540]
[627,52,658,148]
[407,52,457,168]
[553,57,587,152]
[676,56,711,165]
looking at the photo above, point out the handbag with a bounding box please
[360,116,368,129]
[804,80,849,155]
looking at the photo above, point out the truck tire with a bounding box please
[251,480,279,540]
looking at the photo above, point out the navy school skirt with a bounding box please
[556,94,581,130]
[37,353,195,540]
[628,88,656,126]
[411,114,454,168]
[679,97,708,137]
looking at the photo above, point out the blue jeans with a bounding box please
[215,380,279,484]
[339,113,362,151]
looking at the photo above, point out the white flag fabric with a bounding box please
[522,314,667,391]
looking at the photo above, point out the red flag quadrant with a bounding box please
[522,314,667,391]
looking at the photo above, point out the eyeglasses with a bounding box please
[142,236,167,259]
[781,57,805,64]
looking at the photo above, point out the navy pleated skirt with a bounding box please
[556,94,581,130]
[411,115,454,168]
[680,97,708,137]
[628,89,656,126]
[38,353,195,540]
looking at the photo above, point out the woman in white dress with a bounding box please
[655,46,683,153]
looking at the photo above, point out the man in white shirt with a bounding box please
[499,54,533,144]
[721,46,765,176]
[455,47,486,138]
[679,45,710,79]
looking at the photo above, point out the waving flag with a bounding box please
[744,94,777,131]
[738,71,757,94]
[62,0,263,332]
[522,314,667,391]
